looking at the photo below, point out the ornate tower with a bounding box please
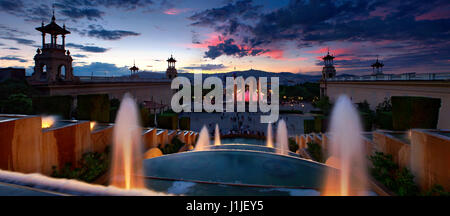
[31,11,74,84]
[371,57,384,75]
[320,50,336,98]
[166,55,177,79]
[129,60,139,78]
[321,50,336,79]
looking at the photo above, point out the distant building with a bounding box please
[319,50,450,129]
[25,12,173,108]
[166,55,178,79]
[320,50,336,97]
[0,68,25,82]
[321,51,336,79]
[29,11,75,84]
[129,61,139,78]
[371,58,384,75]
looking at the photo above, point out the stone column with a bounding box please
[62,35,65,49]
[42,33,45,47]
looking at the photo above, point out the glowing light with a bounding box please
[41,116,55,129]
[90,121,97,131]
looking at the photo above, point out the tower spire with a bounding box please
[51,3,56,22]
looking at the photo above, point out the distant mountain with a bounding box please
[135,71,166,79]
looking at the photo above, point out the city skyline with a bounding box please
[0,0,449,76]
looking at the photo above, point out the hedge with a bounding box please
[304,119,315,134]
[179,117,190,130]
[314,115,328,133]
[77,94,110,123]
[33,95,73,119]
[157,113,178,129]
[391,96,441,130]
[360,112,374,131]
[376,111,393,130]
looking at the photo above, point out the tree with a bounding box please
[314,96,331,115]
[2,93,32,114]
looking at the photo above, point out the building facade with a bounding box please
[27,13,173,108]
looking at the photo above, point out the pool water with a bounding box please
[145,178,321,196]
[143,149,338,196]
[221,138,266,146]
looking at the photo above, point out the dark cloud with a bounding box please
[191,0,450,64]
[0,55,27,63]
[66,43,109,53]
[0,24,30,37]
[24,4,52,22]
[82,25,140,40]
[189,0,261,27]
[3,47,19,50]
[204,38,267,59]
[54,3,104,21]
[182,64,227,70]
[72,54,88,58]
[1,37,35,45]
[57,0,155,11]
[0,0,24,14]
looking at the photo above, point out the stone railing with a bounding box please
[43,43,64,49]
[326,72,450,82]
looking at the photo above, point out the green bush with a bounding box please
[2,93,32,114]
[179,117,190,130]
[109,98,120,123]
[423,184,450,196]
[360,112,374,131]
[313,96,331,115]
[159,137,185,154]
[77,94,110,123]
[392,96,441,130]
[376,111,393,130]
[314,116,328,133]
[140,107,151,127]
[306,141,324,163]
[157,113,178,129]
[376,97,392,112]
[51,147,110,183]
[369,152,419,196]
[357,101,375,131]
[288,137,298,152]
[33,95,73,119]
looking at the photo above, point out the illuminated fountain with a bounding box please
[276,120,289,155]
[266,123,273,148]
[195,126,211,151]
[214,124,221,146]
[41,116,56,129]
[322,95,368,196]
[110,94,145,189]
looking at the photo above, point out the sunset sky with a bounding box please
[0,0,449,76]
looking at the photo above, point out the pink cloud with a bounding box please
[261,49,307,61]
[163,8,190,15]
[415,6,450,21]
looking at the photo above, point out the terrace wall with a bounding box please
[0,116,42,173]
[410,130,450,191]
[373,131,411,169]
